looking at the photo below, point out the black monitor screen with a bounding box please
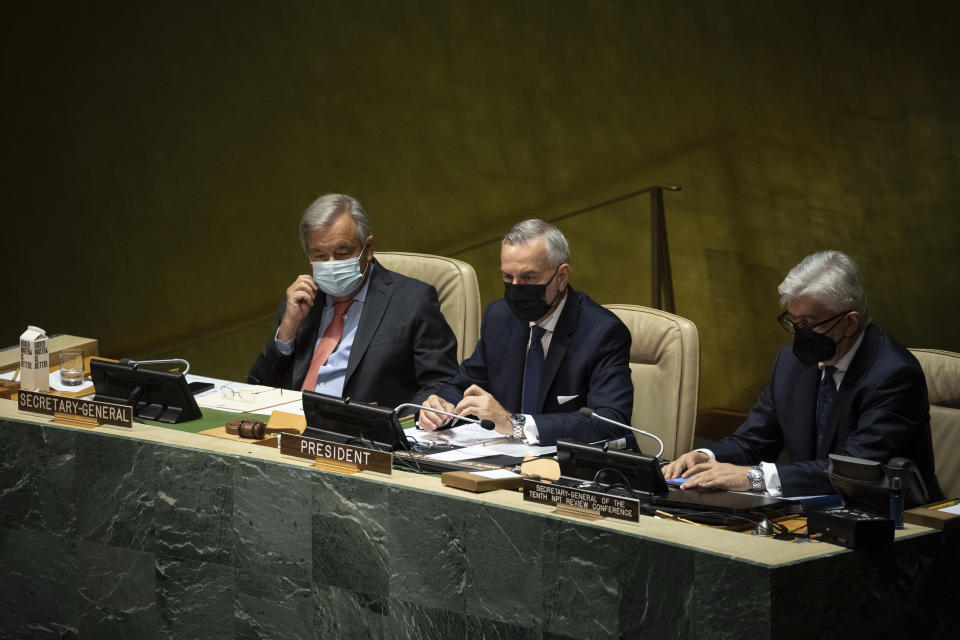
[557,439,667,495]
[828,454,930,513]
[301,391,410,451]
[90,358,202,424]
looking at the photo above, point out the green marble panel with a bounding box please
[0,527,79,639]
[387,486,470,614]
[235,570,314,639]
[689,554,770,639]
[153,446,235,564]
[75,432,159,552]
[312,585,389,640]
[385,599,467,639]
[0,421,78,538]
[463,502,558,628]
[312,472,391,595]
[465,614,542,640]
[77,540,158,639]
[616,540,697,638]
[156,555,237,640]
[542,522,622,639]
[233,457,313,581]
[768,533,959,640]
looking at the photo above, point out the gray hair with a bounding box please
[778,250,869,321]
[502,219,570,267]
[299,194,371,254]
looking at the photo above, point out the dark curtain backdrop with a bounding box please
[4,1,959,414]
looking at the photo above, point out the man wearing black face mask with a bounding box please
[663,250,942,499]
[419,220,633,446]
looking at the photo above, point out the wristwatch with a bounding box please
[509,414,526,441]
[748,465,764,492]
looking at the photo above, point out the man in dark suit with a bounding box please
[663,251,942,499]
[419,219,633,446]
[249,194,458,409]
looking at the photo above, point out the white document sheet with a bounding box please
[424,440,556,462]
[425,445,504,462]
[412,423,507,447]
[471,469,521,479]
[192,378,297,413]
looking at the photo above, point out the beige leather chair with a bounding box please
[376,252,481,362]
[604,304,700,460]
[910,348,960,498]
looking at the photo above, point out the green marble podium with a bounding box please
[1,402,957,639]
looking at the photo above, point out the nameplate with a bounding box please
[18,390,133,428]
[522,480,640,523]
[279,433,392,475]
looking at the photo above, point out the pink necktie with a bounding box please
[301,300,352,391]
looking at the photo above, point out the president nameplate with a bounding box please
[279,433,392,475]
[523,479,640,522]
[18,390,133,428]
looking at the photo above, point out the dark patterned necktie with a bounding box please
[815,365,837,451]
[522,325,547,414]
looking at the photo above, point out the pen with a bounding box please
[655,509,699,525]
[924,498,960,510]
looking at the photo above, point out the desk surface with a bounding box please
[0,398,931,568]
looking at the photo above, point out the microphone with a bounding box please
[393,403,496,431]
[588,434,638,452]
[118,357,191,375]
[578,407,664,458]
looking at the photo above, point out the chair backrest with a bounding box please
[909,348,960,498]
[603,304,700,460]
[376,252,481,362]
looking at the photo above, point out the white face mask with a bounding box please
[310,241,369,297]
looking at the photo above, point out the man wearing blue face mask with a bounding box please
[419,219,634,446]
[663,250,942,499]
[249,193,458,408]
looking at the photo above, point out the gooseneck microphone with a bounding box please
[578,407,664,458]
[393,403,496,431]
[118,358,191,375]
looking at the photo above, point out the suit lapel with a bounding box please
[536,289,579,412]
[818,325,878,457]
[345,261,393,387]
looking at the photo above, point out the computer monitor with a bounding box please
[301,391,410,451]
[828,454,930,513]
[90,358,202,424]
[556,439,667,495]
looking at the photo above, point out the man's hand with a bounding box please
[455,385,512,435]
[418,394,456,432]
[278,275,319,343]
[661,451,711,480]
[676,461,754,492]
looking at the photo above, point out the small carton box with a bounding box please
[20,325,50,392]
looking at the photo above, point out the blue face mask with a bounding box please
[311,241,369,297]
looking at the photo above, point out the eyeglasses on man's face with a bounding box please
[777,309,850,334]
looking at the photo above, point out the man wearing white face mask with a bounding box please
[249,193,459,408]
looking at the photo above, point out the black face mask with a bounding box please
[504,267,560,323]
[791,312,848,365]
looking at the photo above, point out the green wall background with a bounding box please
[5,1,959,418]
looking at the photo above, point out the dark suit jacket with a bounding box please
[249,259,459,409]
[436,287,634,446]
[711,323,942,498]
